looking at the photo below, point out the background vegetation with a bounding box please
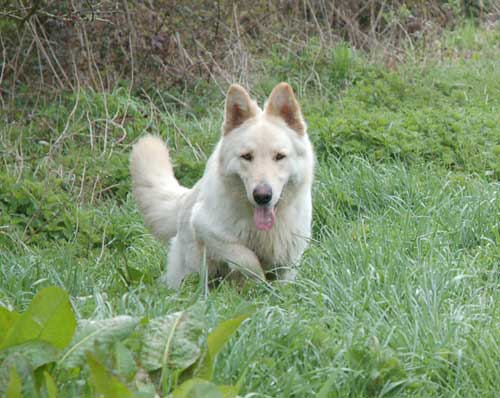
[0,1,499,397]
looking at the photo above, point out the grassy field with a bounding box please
[1,23,499,397]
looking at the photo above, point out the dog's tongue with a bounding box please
[254,207,275,231]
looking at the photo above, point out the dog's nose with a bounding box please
[253,184,273,205]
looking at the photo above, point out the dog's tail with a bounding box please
[130,135,189,243]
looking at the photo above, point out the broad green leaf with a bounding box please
[87,353,133,398]
[219,385,240,398]
[134,380,157,398]
[0,286,76,350]
[0,311,38,350]
[194,313,251,380]
[0,341,59,369]
[207,314,250,359]
[0,307,20,343]
[114,341,137,380]
[59,315,139,369]
[140,303,206,372]
[44,371,58,398]
[0,353,37,398]
[6,366,21,398]
[172,378,222,398]
[29,287,76,349]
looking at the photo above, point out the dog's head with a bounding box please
[219,83,313,231]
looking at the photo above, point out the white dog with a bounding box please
[130,83,314,288]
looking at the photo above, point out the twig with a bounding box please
[34,16,74,90]
[53,55,81,148]
[19,0,42,25]
[0,36,6,108]
[28,19,65,89]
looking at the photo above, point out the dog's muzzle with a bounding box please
[252,183,275,231]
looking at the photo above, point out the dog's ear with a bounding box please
[264,83,306,134]
[223,84,258,135]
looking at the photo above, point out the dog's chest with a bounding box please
[238,220,308,268]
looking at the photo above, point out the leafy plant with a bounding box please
[0,287,75,397]
[0,287,76,351]
[59,316,140,370]
[0,287,252,397]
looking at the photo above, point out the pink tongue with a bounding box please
[254,207,275,231]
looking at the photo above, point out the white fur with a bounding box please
[130,83,314,288]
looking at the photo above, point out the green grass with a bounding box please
[1,24,500,397]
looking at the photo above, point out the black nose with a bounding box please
[253,184,273,205]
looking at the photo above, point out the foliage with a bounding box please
[0,287,251,397]
[1,0,498,94]
[0,287,76,350]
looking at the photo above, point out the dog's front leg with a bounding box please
[208,239,266,282]
[192,215,265,282]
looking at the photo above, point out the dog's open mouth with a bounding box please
[254,206,276,231]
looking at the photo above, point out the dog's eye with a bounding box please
[241,153,253,161]
[275,153,286,161]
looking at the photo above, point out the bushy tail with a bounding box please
[130,135,189,242]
